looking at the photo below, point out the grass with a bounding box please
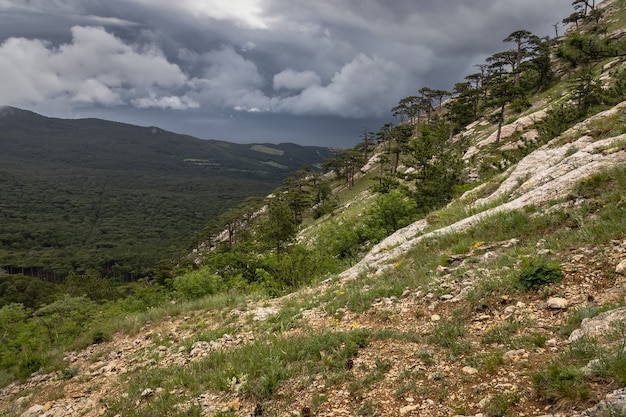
[484,391,521,417]
[264,303,304,332]
[428,310,471,359]
[319,262,434,317]
[481,319,525,345]
[469,350,505,373]
[532,362,591,404]
[599,345,626,386]
[560,305,614,336]
[348,357,391,395]
[107,329,371,415]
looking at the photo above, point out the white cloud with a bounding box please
[0,25,191,108]
[132,95,199,110]
[188,51,409,117]
[273,69,321,91]
[274,54,409,117]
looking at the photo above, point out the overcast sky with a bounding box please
[0,1,574,147]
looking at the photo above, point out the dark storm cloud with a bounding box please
[0,0,574,146]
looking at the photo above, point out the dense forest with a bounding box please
[0,108,334,281]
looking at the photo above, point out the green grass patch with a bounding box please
[532,362,590,403]
[108,329,371,416]
[481,320,525,345]
[428,310,470,359]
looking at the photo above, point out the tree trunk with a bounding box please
[495,103,506,146]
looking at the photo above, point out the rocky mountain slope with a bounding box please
[3,2,626,417]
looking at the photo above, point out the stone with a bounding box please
[581,358,602,377]
[616,259,626,275]
[20,405,43,417]
[570,307,626,342]
[437,265,450,274]
[140,388,154,398]
[430,314,441,322]
[503,349,528,364]
[483,251,497,261]
[575,387,626,416]
[227,398,240,411]
[547,297,569,309]
[452,286,472,302]
[399,404,419,414]
[462,366,478,375]
[478,395,492,408]
[15,396,32,407]
[545,338,558,347]
[504,305,516,314]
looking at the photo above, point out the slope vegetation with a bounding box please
[3,1,626,416]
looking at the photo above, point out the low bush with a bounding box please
[173,269,226,300]
[518,258,562,290]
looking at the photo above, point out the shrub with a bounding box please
[366,189,417,235]
[518,258,562,290]
[173,269,226,300]
[35,295,98,345]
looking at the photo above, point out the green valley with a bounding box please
[0,107,334,280]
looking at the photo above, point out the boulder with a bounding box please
[569,307,626,342]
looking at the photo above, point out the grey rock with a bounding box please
[20,404,43,417]
[575,388,626,416]
[503,349,527,363]
[570,307,626,342]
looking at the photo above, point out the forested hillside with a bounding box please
[2,0,626,416]
[0,107,333,281]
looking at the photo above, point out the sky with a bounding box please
[0,1,575,148]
